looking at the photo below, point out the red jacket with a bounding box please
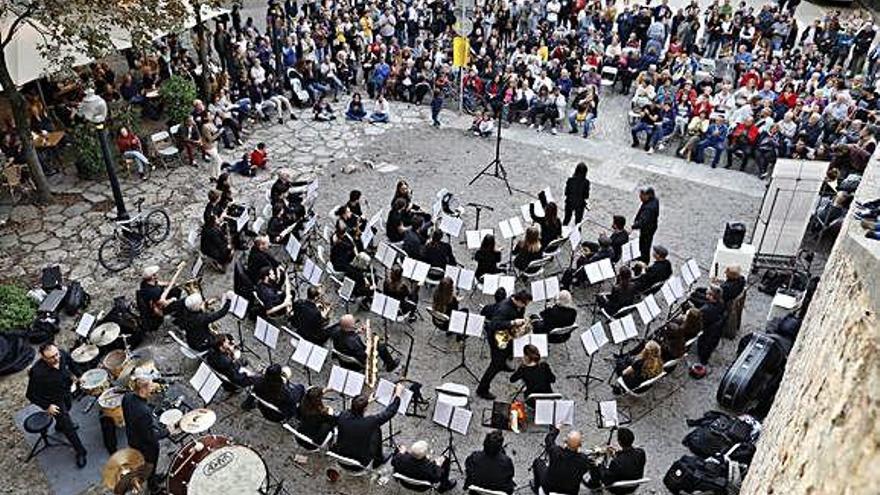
[250,149,268,168]
[730,123,759,145]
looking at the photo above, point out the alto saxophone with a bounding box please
[364,320,380,388]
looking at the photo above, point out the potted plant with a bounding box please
[70,123,106,179]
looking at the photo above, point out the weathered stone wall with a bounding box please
[741,160,880,494]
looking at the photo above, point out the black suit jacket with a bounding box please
[206,349,255,388]
[122,392,162,462]
[543,427,593,495]
[721,277,745,304]
[402,229,425,260]
[599,447,647,494]
[332,397,401,465]
[538,305,577,331]
[26,352,80,410]
[464,450,516,494]
[292,300,329,344]
[247,248,280,281]
[332,330,367,363]
[636,259,672,291]
[632,197,659,234]
[610,230,629,262]
[423,241,456,268]
[392,452,443,484]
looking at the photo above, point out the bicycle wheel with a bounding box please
[98,235,134,272]
[143,209,171,244]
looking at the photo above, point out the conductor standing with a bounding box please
[631,187,660,264]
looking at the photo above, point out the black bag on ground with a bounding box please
[29,313,60,344]
[40,265,63,292]
[63,281,91,316]
[663,455,728,494]
[683,411,755,458]
[717,332,787,412]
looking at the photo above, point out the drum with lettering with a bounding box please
[97,387,126,427]
[167,435,267,495]
[81,368,110,397]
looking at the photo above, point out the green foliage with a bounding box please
[70,123,106,179]
[109,100,143,138]
[0,284,36,332]
[160,75,198,126]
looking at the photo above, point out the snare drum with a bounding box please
[80,368,110,397]
[70,343,100,369]
[98,387,126,427]
[167,435,267,495]
[102,350,127,379]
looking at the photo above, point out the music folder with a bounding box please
[535,399,575,425]
[254,317,280,349]
[376,242,398,268]
[635,294,661,326]
[375,378,414,416]
[401,257,430,284]
[339,277,356,301]
[370,293,401,320]
[439,215,463,237]
[580,322,608,356]
[513,333,549,358]
[444,265,475,291]
[291,338,328,372]
[498,216,525,239]
[285,235,302,261]
[190,362,223,404]
[448,310,485,337]
[328,365,365,397]
[482,274,515,296]
[584,258,615,284]
[530,276,560,302]
[465,229,494,249]
[608,314,638,344]
[432,400,472,435]
[230,293,250,320]
[75,312,96,338]
[620,241,640,264]
[302,258,323,286]
[661,280,677,306]
[670,276,686,299]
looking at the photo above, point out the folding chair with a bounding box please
[467,486,509,495]
[615,372,667,399]
[326,451,374,477]
[393,473,438,494]
[547,324,578,358]
[516,256,552,282]
[283,424,335,452]
[426,308,451,350]
[597,477,651,492]
[150,129,182,168]
[168,329,207,360]
[331,349,365,372]
[600,66,619,89]
[424,266,446,288]
[542,237,567,270]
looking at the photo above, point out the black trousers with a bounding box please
[697,325,722,364]
[563,203,586,226]
[477,345,511,394]
[531,458,548,493]
[638,229,655,264]
[55,408,86,455]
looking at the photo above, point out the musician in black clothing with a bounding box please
[477,291,533,400]
[297,386,338,447]
[510,344,556,404]
[424,229,457,267]
[392,440,457,491]
[562,235,614,289]
[177,291,232,352]
[123,378,167,491]
[632,187,660,263]
[249,364,305,422]
[399,220,426,260]
[599,266,637,316]
[247,236,283,284]
[203,189,225,224]
[609,216,630,263]
[384,265,419,316]
[26,344,87,468]
[530,191,563,249]
[332,384,404,467]
[331,315,399,372]
[633,245,672,292]
[346,189,365,217]
[532,427,593,495]
[291,286,331,344]
[137,265,184,332]
[206,333,259,390]
[584,428,647,494]
[255,266,292,317]
[563,162,591,225]
[696,286,727,366]
[474,234,503,279]
[200,214,233,272]
[465,431,516,494]
[270,170,292,204]
[267,203,293,245]
[720,265,746,304]
[386,198,408,242]
[330,226,372,297]
[531,290,577,341]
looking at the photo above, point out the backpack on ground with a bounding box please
[663,455,729,494]
[63,281,91,316]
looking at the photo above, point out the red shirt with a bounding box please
[776,92,798,109]
[116,133,141,153]
[731,123,759,145]
[250,149,268,168]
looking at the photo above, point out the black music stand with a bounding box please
[468,102,512,195]
[595,400,632,445]
[460,202,495,245]
[567,323,608,401]
[433,399,471,474]
[441,310,484,383]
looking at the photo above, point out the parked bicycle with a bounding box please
[98,198,171,272]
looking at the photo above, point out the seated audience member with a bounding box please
[250,142,269,170]
[471,111,495,137]
[346,93,367,121]
[464,431,516,494]
[206,333,259,391]
[531,290,577,340]
[809,191,852,232]
[115,126,150,179]
[510,344,556,403]
[224,152,257,176]
[332,384,404,468]
[633,245,672,292]
[297,386,338,446]
[290,287,332,344]
[331,315,399,372]
[532,427,593,495]
[313,96,337,121]
[248,364,305,422]
[631,102,662,153]
[613,340,664,393]
[392,440,457,492]
[369,94,391,123]
[598,266,637,316]
[474,234,503,279]
[584,428,647,494]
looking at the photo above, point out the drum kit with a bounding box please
[98,387,127,427]
[102,448,148,494]
[167,435,267,495]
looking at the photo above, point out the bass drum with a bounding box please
[166,435,267,495]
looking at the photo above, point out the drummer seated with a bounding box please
[137,265,184,332]
[206,334,258,392]
[246,364,306,422]
[255,267,292,318]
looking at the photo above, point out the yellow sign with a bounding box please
[453,36,470,68]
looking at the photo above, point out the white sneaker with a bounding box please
[537,125,543,132]
[520,117,528,124]
[647,147,655,154]
[551,128,557,135]
[529,123,536,129]
[658,143,666,151]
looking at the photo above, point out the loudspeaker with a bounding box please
[723,222,746,249]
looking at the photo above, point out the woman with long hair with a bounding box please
[251,364,305,423]
[510,344,556,405]
[563,162,591,225]
[384,264,418,315]
[513,225,543,271]
[432,276,460,317]
[617,340,664,391]
[297,386,337,446]
[599,266,636,316]
[474,234,503,279]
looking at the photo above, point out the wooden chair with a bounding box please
[722,291,746,339]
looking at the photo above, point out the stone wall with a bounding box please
[740,160,880,494]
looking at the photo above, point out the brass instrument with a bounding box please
[364,320,379,388]
[494,318,533,350]
[315,289,332,319]
[181,277,203,295]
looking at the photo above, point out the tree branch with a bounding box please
[1,3,37,49]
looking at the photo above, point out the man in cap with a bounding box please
[177,290,234,352]
[633,245,672,292]
[137,265,184,332]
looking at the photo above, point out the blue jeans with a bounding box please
[346,109,366,121]
[695,140,724,167]
[431,96,443,124]
[631,122,660,148]
[370,112,389,123]
[123,150,149,174]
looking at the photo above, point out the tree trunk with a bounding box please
[195,3,211,101]
[0,51,51,203]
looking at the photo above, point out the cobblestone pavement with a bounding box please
[0,92,781,494]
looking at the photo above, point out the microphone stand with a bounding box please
[460,202,494,245]
[468,101,513,195]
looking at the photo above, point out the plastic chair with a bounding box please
[616,373,667,398]
[547,324,578,358]
[326,451,374,476]
[283,423,334,452]
[393,473,438,493]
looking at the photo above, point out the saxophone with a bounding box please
[364,320,379,388]
[494,318,533,349]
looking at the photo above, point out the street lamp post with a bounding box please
[79,90,129,221]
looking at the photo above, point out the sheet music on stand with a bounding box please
[328,365,366,397]
[635,294,662,326]
[568,226,582,250]
[670,276,686,299]
[498,216,525,239]
[361,209,384,248]
[339,277,356,301]
[375,378,414,416]
[619,241,641,264]
[252,217,265,234]
[291,338,329,372]
[448,310,485,337]
[432,400,472,435]
[401,257,430,284]
[465,229,494,249]
[302,215,317,237]
[234,209,249,232]
[535,399,575,425]
[190,362,223,404]
[580,322,609,356]
[444,265,475,291]
[584,258,615,284]
[513,333,549,358]
[75,312,96,338]
[229,293,250,320]
[376,242,398,268]
[255,317,280,349]
[598,400,628,429]
[482,274,515,296]
[371,293,401,320]
[530,276,560,302]
[191,255,204,278]
[187,229,199,249]
[685,259,701,285]
[608,315,638,344]
[520,202,544,221]
[302,258,323,286]
[285,235,302,261]
[439,214,464,237]
[661,281,677,306]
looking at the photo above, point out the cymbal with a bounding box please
[118,349,158,385]
[179,408,216,434]
[102,448,145,491]
[71,343,99,363]
[89,322,121,346]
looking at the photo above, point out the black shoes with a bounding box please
[75,451,87,469]
[476,390,496,400]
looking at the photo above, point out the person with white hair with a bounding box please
[530,290,577,342]
[177,290,234,351]
[392,439,457,492]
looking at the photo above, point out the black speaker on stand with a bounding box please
[723,222,746,249]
